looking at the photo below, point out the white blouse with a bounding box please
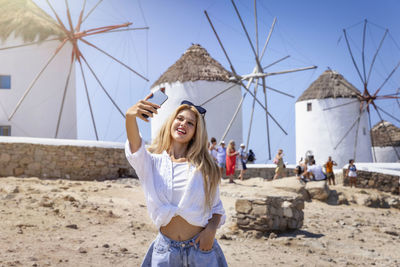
[125,138,226,229]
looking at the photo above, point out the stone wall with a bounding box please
[342,169,399,194]
[236,164,295,180]
[0,137,136,180]
[234,190,304,234]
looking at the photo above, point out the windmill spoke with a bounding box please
[264,86,294,98]
[343,29,365,84]
[64,0,75,32]
[373,60,400,97]
[8,39,67,121]
[368,111,377,162]
[263,55,290,70]
[246,78,259,151]
[375,105,400,124]
[78,60,99,141]
[82,0,103,24]
[254,0,259,57]
[80,55,126,119]
[95,27,149,35]
[367,29,388,84]
[361,19,367,86]
[200,83,237,106]
[262,77,272,159]
[231,0,263,70]
[74,0,87,32]
[0,38,59,51]
[55,55,75,138]
[45,0,69,33]
[204,10,238,74]
[323,99,359,111]
[80,38,148,81]
[260,18,277,61]
[373,107,400,160]
[334,107,365,150]
[264,66,317,76]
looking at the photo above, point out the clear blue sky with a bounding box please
[34,0,400,163]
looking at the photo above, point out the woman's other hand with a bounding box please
[194,227,216,251]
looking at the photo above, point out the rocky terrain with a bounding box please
[1,176,400,267]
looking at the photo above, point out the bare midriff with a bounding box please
[160,215,204,241]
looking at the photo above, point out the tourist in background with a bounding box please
[125,96,227,266]
[209,137,218,162]
[303,159,326,181]
[238,144,247,181]
[324,156,337,185]
[273,149,285,180]
[226,140,239,183]
[346,159,357,188]
[216,141,226,177]
[247,149,256,164]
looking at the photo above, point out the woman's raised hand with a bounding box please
[125,93,160,122]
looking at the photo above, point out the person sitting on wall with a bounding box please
[302,159,326,181]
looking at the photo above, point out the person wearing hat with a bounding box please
[238,143,247,181]
[216,141,226,177]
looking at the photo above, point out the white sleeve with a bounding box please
[124,138,153,185]
[211,185,226,228]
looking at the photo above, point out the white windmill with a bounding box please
[0,0,148,140]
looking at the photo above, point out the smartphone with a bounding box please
[143,87,168,118]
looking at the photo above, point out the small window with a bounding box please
[307,102,312,111]
[0,126,11,136]
[0,75,11,89]
[363,127,366,135]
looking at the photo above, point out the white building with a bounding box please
[0,0,77,139]
[150,44,243,144]
[371,121,400,163]
[295,70,373,168]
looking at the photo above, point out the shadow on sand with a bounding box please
[279,229,325,239]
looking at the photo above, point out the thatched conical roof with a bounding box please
[151,44,235,88]
[371,120,400,147]
[297,70,360,102]
[0,0,65,43]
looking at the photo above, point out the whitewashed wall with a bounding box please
[372,146,400,163]
[151,80,243,144]
[0,34,77,139]
[295,98,373,168]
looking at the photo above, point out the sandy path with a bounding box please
[0,177,399,266]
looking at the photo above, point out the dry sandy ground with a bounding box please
[1,176,400,267]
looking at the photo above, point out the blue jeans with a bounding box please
[141,232,228,267]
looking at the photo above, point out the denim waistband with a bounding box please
[158,231,200,249]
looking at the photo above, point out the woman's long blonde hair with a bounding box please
[148,104,220,210]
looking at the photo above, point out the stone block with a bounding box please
[235,199,252,213]
[0,153,11,163]
[252,204,267,216]
[305,181,331,201]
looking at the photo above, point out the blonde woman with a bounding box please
[125,96,227,266]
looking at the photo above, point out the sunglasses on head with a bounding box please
[181,100,207,115]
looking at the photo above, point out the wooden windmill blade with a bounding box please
[204,1,316,162]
